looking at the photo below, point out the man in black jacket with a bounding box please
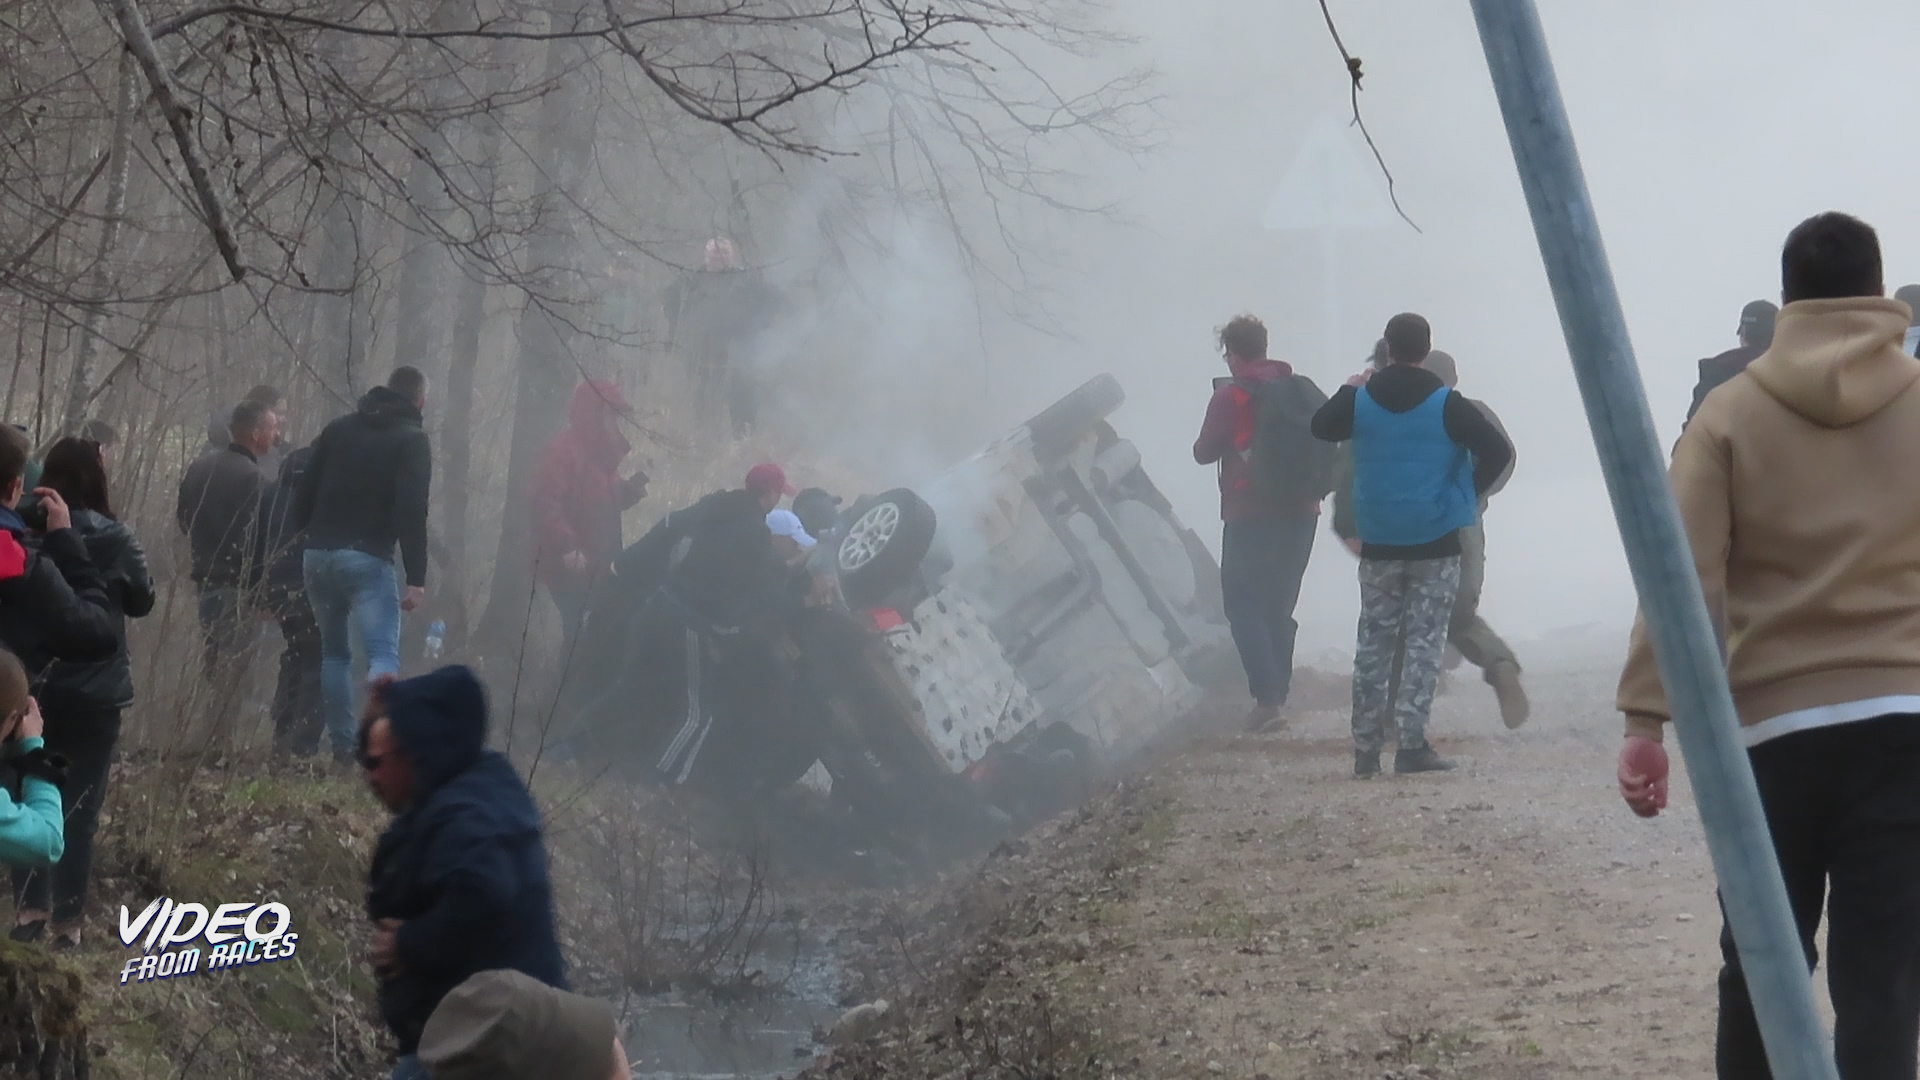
[0,426,117,682]
[1685,299,1777,428]
[296,367,432,761]
[176,400,275,687]
[258,444,322,756]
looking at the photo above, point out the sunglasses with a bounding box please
[360,753,385,772]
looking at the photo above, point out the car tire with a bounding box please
[837,489,937,609]
[1025,374,1125,456]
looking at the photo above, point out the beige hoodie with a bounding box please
[1617,296,1920,742]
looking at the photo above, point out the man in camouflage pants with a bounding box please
[1312,314,1513,777]
[1331,348,1529,728]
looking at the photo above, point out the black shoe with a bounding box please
[1394,745,1456,774]
[1354,750,1380,779]
[9,919,46,944]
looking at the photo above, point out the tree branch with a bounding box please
[103,0,247,279]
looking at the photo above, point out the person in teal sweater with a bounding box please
[0,648,64,870]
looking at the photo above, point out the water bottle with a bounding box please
[424,619,445,661]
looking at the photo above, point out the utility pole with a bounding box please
[1466,3,1837,1078]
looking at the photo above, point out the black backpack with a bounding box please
[1239,374,1336,509]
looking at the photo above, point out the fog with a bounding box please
[854,0,1920,662]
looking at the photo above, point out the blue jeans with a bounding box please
[390,1054,426,1080]
[303,549,401,758]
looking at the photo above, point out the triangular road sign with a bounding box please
[1262,115,1401,232]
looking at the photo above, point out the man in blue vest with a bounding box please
[1311,313,1513,778]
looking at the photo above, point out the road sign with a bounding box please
[1262,114,1401,232]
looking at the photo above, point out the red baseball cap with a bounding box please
[744,462,795,497]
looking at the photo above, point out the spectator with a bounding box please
[296,367,432,762]
[1896,283,1920,358]
[1685,299,1777,427]
[568,464,793,772]
[10,437,153,948]
[77,420,116,475]
[1617,213,1920,1078]
[193,408,230,462]
[663,237,782,437]
[362,666,566,1079]
[532,381,648,652]
[10,424,42,492]
[1311,313,1512,778]
[258,443,323,756]
[554,463,789,737]
[176,400,274,687]
[0,424,118,681]
[1335,351,1528,728]
[243,384,292,482]
[1193,314,1333,733]
[0,651,62,873]
[418,969,627,1080]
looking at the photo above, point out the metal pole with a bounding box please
[1465,4,1837,1077]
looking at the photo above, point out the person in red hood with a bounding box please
[532,381,649,643]
[1193,314,1329,733]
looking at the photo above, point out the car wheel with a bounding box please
[837,488,937,608]
[1025,374,1125,456]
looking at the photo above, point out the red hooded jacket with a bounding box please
[1193,357,1305,522]
[532,381,643,588]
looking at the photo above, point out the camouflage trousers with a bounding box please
[1352,555,1462,754]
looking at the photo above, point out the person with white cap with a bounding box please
[765,507,815,562]
[417,969,628,1080]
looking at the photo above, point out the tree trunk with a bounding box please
[433,107,508,655]
[474,14,594,681]
[387,0,467,384]
[61,51,138,435]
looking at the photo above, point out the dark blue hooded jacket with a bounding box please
[365,665,565,1054]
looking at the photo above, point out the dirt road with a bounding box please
[823,645,1782,1080]
[1096,652,1732,1079]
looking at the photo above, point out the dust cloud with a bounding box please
[762,0,1920,663]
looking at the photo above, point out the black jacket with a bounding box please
[256,445,316,593]
[1311,364,1515,560]
[1685,343,1766,428]
[0,507,118,685]
[35,509,155,712]
[366,666,564,1054]
[295,387,432,587]
[176,444,265,588]
[663,488,784,627]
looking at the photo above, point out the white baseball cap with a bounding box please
[766,509,816,549]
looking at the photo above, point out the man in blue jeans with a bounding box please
[295,367,432,760]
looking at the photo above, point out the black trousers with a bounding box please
[1219,515,1317,707]
[268,584,324,756]
[13,705,120,924]
[1717,714,1920,1079]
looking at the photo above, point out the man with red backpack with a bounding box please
[1194,314,1335,732]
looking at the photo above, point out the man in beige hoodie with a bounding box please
[1616,212,1920,1079]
